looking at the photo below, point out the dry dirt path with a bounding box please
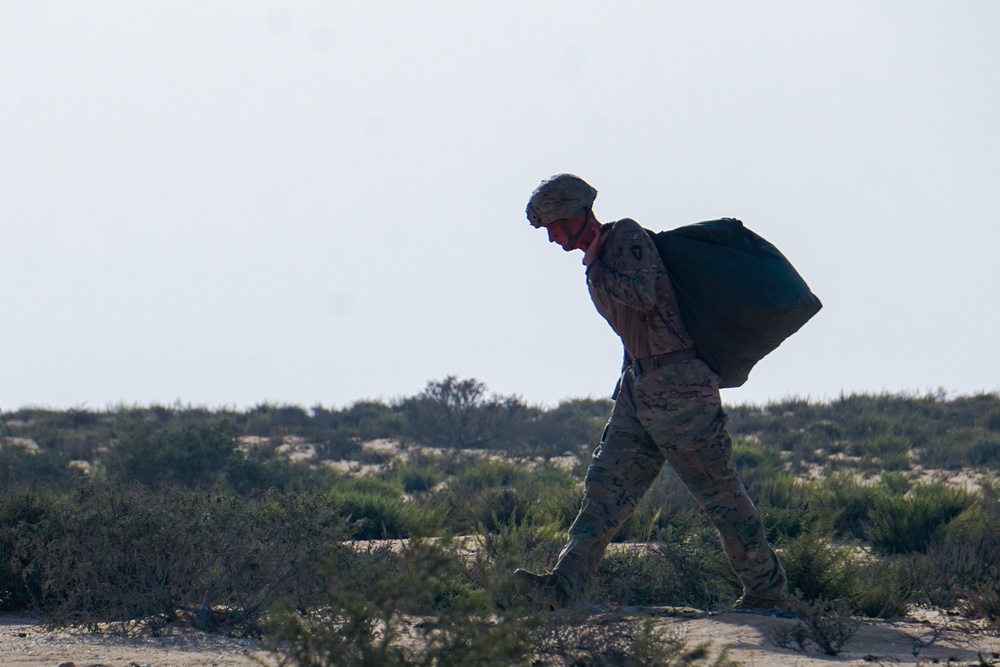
[2,609,999,667]
[0,615,278,667]
[650,607,1000,666]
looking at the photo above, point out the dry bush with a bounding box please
[271,538,541,667]
[469,520,564,610]
[766,597,859,656]
[538,611,736,667]
[15,481,348,633]
[0,489,58,610]
[596,531,735,609]
[763,619,810,652]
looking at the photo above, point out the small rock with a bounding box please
[57,662,75,667]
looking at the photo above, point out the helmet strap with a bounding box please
[565,209,593,249]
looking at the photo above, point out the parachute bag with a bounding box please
[649,218,822,388]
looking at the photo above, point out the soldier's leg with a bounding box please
[551,394,666,599]
[664,411,786,602]
[638,363,786,603]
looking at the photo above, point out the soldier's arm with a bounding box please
[585,220,659,311]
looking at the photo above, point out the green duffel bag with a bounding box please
[648,218,822,388]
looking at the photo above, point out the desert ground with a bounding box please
[3,607,999,667]
[0,613,276,667]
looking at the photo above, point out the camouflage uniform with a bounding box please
[551,218,787,604]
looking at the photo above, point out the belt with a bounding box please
[630,348,698,374]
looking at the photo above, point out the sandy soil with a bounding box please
[0,615,278,667]
[3,609,999,667]
[653,607,1000,666]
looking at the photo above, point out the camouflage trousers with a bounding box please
[552,359,787,602]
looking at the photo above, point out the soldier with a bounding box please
[514,174,789,613]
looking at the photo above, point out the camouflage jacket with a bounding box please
[586,218,694,362]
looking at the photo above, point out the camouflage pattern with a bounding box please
[552,359,787,603]
[545,215,787,606]
[526,174,598,228]
[586,218,694,361]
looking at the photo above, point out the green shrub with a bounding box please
[5,408,113,463]
[0,447,82,491]
[470,520,564,610]
[851,555,915,618]
[917,439,971,470]
[428,487,533,535]
[399,376,527,450]
[241,403,311,437]
[102,419,236,490]
[529,470,584,531]
[392,460,443,493]
[968,437,1000,467]
[437,459,579,534]
[778,528,859,602]
[985,409,1000,432]
[226,450,337,494]
[733,440,785,478]
[866,482,973,554]
[751,474,815,541]
[271,538,542,667]
[520,398,612,459]
[311,400,404,447]
[759,502,815,543]
[0,489,58,610]
[472,487,535,532]
[331,492,411,540]
[879,471,912,495]
[735,442,820,540]
[917,498,1000,612]
[451,458,529,493]
[597,523,735,609]
[854,434,911,471]
[814,472,881,540]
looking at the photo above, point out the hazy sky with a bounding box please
[3,2,999,411]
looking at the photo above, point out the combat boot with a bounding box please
[732,593,794,617]
[512,569,570,611]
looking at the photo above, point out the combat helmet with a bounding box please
[526,174,597,228]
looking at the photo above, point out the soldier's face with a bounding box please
[546,218,587,252]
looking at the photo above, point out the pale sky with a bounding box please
[3,1,999,411]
